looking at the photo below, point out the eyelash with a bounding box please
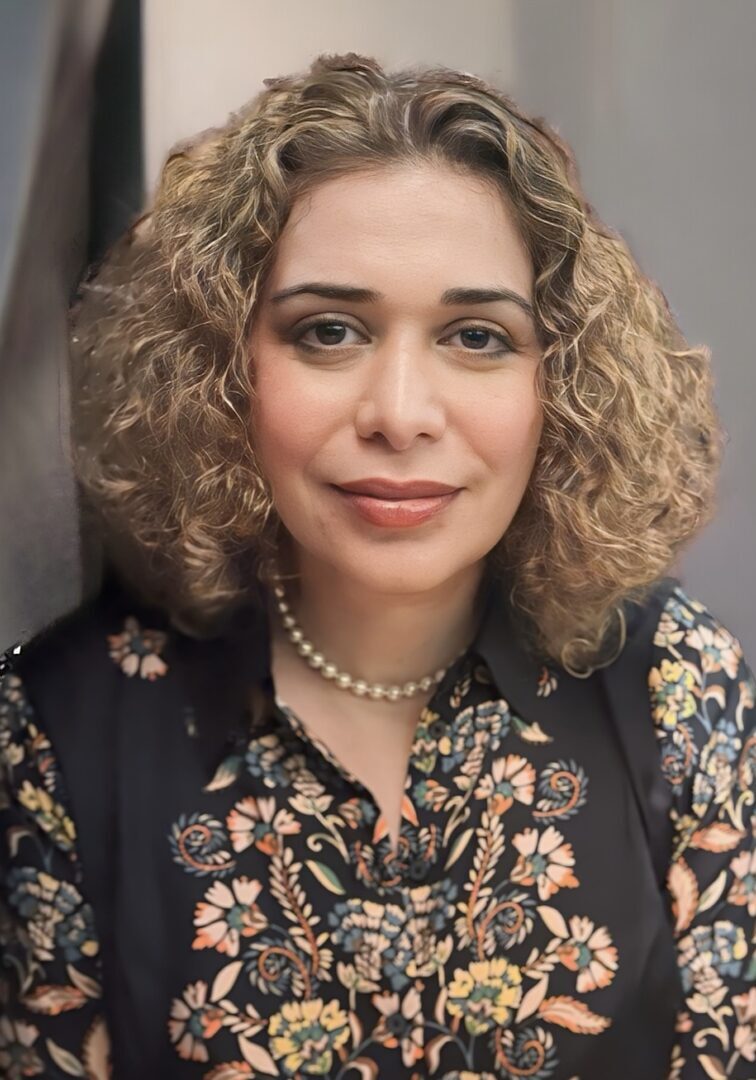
[292,317,515,358]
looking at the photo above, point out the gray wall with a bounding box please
[0,0,111,649]
[511,0,756,653]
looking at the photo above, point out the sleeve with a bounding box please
[0,648,113,1078]
[648,586,756,1079]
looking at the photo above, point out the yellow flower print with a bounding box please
[446,957,523,1035]
[17,780,76,850]
[192,876,268,957]
[510,825,580,901]
[268,998,350,1075]
[648,658,698,731]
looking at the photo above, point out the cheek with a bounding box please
[252,362,328,478]
[468,382,543,478]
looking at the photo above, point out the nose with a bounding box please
[353,332,447,450]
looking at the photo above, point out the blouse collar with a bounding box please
[102,561,680,888]
[173,563,546,782]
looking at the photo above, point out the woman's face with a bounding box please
[249,163,544,595]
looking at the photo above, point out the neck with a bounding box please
[270,553,489,689]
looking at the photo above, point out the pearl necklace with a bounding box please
[269,570,468,703]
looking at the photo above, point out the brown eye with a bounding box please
[295,319,365,352]
[445,325,514,356]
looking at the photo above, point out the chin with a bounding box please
[324,549,480,597]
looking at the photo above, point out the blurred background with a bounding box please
[1,0,754,653]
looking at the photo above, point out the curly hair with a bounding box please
[68,51,724,673]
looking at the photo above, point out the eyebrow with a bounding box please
[269,282,535,321]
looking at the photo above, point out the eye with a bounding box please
[292,317,515,358]
[442,325,515,357]
[295,319,365,351]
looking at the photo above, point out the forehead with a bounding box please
[265,164,533,300]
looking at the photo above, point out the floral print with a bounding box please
[0,583,753,1077]
[652,587,756,1077]
[192,877,269,957]
[268,999,350,1075]
[446,958,523,1034]
[106,614,169,680]
[0,667,110,1076]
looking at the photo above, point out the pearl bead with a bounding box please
[267,567,459,704]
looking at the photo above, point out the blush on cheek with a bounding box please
[474,400,542,468]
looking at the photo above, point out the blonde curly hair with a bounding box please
[68,51,723,673]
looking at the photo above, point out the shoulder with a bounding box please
[646,581,755,797]
[5,571,174,687]
[1,573,180,772]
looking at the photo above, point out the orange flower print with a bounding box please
[474,753,536,814]
[0,1017,44,1078]
[728,846,756,916]
[556,915,619,992]
[226,796,300,855]
[168,981,224,1062]
[192,877,268,957]
[733,987,756,1064]
[107,616,168,680]
[372,986,425,1067]
[537,665,559,698]
[510,825,579,901]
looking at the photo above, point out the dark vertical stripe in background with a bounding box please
[0,0,144,649]
[88,0,143,268]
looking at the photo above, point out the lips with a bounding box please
[333,486,459,527]
[334,479,460,499]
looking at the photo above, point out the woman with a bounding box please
[0,51,753,1079]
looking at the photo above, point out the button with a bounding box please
[408,857,430,883]
[428,718,448,740]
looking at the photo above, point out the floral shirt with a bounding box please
[0,568,754,1079]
